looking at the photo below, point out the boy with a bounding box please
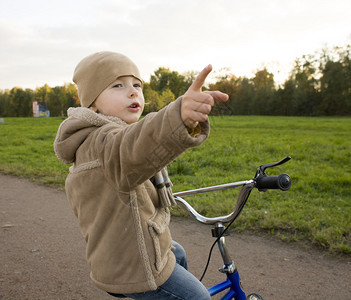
[54,51,228,299]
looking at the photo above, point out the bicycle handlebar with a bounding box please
[173,180,254,197]
[174,182,255,225]
[173,157,292,226]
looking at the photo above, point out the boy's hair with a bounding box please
[73,51,142,108]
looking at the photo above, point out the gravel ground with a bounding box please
[1,173,350,299]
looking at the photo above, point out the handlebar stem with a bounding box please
[216,224,233,265]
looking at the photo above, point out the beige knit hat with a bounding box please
[73,51,142,107]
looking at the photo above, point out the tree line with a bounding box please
[1,44,350,117]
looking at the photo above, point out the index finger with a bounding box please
[189,64,213,92]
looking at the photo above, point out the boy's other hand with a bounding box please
[181,64,229,129]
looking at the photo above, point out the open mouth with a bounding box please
[129,102,140,109]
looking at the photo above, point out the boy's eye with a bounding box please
[113,83,122,88]
[133,83,141,88]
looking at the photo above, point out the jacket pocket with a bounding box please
[147,208,171,272]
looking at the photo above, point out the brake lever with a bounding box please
[255,156,291,177]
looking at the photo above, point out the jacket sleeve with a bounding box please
[92,97,209,191]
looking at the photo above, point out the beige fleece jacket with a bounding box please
[54,98,209,294]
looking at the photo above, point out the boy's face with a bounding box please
[92,76,144,124]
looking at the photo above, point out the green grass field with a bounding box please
[0,116,350,254]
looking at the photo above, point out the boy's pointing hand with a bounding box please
[181,64,229,129]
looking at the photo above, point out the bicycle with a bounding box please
[173,156,292,300]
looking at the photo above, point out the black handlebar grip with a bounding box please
[256,173,291,191]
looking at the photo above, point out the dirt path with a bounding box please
[1,173,350,300]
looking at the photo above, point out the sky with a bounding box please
[0,0,350,90]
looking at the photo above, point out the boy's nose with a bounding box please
[128,86,139,98]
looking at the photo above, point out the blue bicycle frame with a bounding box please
[207,234,246,300]
[208,270,245,300]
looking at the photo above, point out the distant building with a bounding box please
[33,101,50,117]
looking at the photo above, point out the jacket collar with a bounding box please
[67,107,128,127]
[54,107,128,164]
